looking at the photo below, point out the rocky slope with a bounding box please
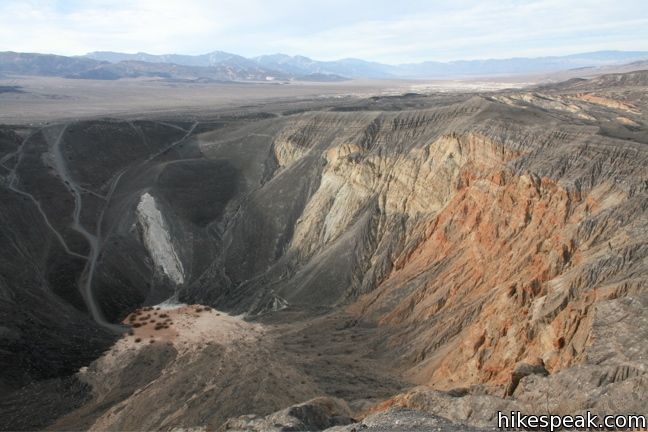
[0,70,647,430]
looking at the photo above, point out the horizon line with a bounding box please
[3,48,648,67]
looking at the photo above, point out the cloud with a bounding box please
[0,0,646,63]
[268,0,648,62]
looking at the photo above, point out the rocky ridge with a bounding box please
[0,70,647,430]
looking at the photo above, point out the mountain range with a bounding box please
[0,50,647,82]
[87,49,648,78]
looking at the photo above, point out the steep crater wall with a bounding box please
[1,81,647,429]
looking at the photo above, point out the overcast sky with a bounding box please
[1,0,647,64]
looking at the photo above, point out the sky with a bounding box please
[0,0,647,64]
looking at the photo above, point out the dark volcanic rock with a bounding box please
[0,376,92,431]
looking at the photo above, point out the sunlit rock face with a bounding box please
[136,192,185,286]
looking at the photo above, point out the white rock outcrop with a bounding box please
[136,192,185,285]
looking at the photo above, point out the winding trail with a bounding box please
[156,121,191,133]
[6,130,34,187]
[7,186,89,260]
[142,122,198,165]
[4,121,199,332]
[49,121,197,332]
[50,125,125,333]
[5,129,88,260]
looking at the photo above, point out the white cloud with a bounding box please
[0,0,646,62]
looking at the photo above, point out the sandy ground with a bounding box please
[76,304,267,380]
[64,306,333,430]
[60,304,407,431]
[3,60,646,125]
[0,76,531,124]
[115,304,265,353]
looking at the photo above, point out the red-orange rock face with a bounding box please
[266,86,647,399]
[358,168,589,387]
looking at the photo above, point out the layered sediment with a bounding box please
[1,71,647,430]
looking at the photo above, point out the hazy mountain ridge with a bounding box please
[0,52,339,82]
[88,49,648,78]
[0,52,106,77]
[1,50,647,82]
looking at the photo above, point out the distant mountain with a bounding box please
[2,50,647,82]
[0,52,298,82]
[396,51,648,78]
[0,51,104,76]
[85,50,259,69]
[252,54,397,78]
[86,49,648,79]
[67,59,291,81]
[83,53,348,81]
